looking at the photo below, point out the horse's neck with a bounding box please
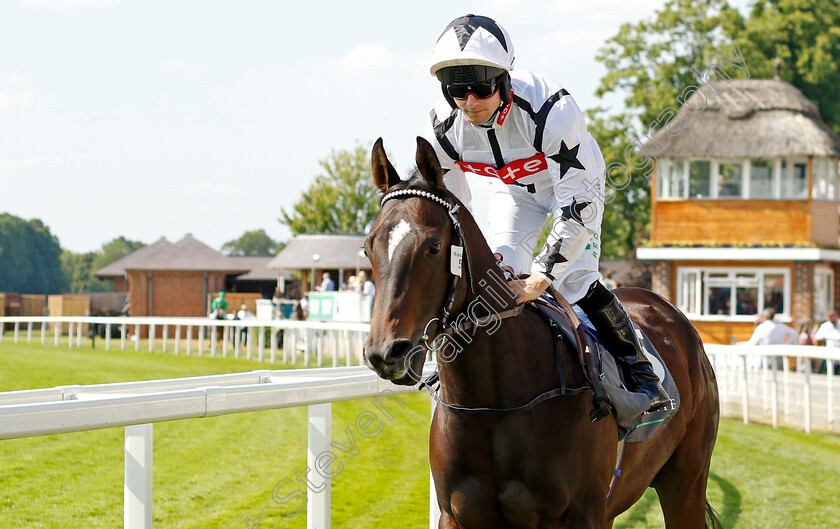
[436,248,562,409]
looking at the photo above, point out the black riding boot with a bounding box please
[579,284,670,412]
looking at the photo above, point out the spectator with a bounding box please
[814,310,840,348]
[797,318,816,345]
[210,291,227,319]
[815,310,840,374]
[746,308,798,346]
[236,304,256,344]
[318,272,336,291]
[359,270,375,298]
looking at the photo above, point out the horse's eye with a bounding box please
[428,242,442,255]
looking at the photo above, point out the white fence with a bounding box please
[0,315,370,367]
[3,316,840,527]
[0,362,440,529]
[706,343,840,433]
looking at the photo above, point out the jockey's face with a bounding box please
[453,90,502,125]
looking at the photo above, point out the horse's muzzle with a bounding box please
[364,338,422,384]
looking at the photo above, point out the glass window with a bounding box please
[717,162,742,197]
[750,160,773,198]
[814,267,835,320]
[735,272,759,315]
[813,158,839,200]
[658,159,685,198]
[764,273,785,314]
[677,267,790,319]
[781,160,808,199]
[689,161,711,199]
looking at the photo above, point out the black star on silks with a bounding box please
[548,140,585,178]
[560,198,592,226]
[538,240,568,275]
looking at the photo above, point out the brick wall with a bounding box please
[792,262,814,323]
[650,261,673,302]
[835,263,840,313]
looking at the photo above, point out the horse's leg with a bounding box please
[652,412,718,529]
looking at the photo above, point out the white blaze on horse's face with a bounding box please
[387,219,411,262]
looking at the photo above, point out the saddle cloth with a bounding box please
[535,298,680,442]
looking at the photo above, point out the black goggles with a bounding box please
[445,76,501,100]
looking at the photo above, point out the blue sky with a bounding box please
[0,0,749,253]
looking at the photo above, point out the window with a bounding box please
[813,157,838,201]
[781,159,808,199]
[677,267,791,320]
[658,159,685,198]
[814,267,835,320]
[750,160,773,198]
[689,160,711,199]
[717,162,742,197]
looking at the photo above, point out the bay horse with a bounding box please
[363,137,721,529]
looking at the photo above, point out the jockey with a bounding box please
[424,14,669,411]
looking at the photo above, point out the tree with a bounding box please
[0,213,65,294]
[222,229,283,256]
[61,236,146,293]
[728,0,840,133]
[595,0,744,127]
[586,110,649,259]
[280,143,380,235]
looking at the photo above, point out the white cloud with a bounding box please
[0,156,58,169]
[0,90,36,112]
[18,0,115,9]
[310,45,426,79]
[158,60,205,78]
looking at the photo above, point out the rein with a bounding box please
[379,186,591,415]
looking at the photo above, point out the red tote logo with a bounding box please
[456,153,547,184]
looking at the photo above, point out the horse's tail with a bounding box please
[704,500,723,529]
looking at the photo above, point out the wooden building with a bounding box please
[637,78,840,344]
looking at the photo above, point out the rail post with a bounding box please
[124,423,153,529]
[307,403,331,529]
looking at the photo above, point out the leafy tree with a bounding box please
[280,143,379,235]
[221,229,284,256]
[0,213,65,294]
[595,0,745,127]
[96,236,146,267]
[61,236,146,293]
[587,110,648,259]
[728,0,840,133]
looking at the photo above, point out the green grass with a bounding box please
[2,340,840,528]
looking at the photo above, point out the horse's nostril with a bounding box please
[388,340,414,362]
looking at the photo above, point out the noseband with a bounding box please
[380,188,472,334]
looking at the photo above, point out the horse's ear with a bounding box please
[371,138,401,192]
[415,136,444,189]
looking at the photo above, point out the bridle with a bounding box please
[377,186,593,416]
[379,188,475,339]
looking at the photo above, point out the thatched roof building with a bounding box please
[642,79,840,159]
[636,75,840,345]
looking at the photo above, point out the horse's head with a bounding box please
[363,137,469,385]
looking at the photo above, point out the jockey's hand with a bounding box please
[507,274,550,305]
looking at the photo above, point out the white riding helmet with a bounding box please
[429,14,515,77]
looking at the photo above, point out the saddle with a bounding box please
[534,285,680,442]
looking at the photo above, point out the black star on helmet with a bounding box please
[548,140,585,178]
